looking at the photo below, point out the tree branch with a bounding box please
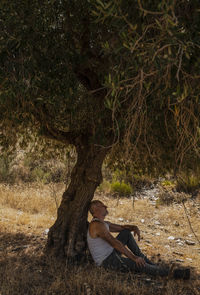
[41,124,77,146]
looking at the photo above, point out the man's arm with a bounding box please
[108,222,141,241]
[94,222,145,267]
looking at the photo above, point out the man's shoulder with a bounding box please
[89,219,109,231]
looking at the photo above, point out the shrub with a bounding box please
[161,179,176,188]
[31,167,51,184]
[157,189,189,206]
[98,180,111,194]
[111,181,132,197]
[0,155,15,183]
[176,174,200,194]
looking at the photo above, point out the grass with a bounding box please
[0,183,200,295]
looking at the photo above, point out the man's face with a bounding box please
[95,202,108,217]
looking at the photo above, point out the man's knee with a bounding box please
[120,228,132,237]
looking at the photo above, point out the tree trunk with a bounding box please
[46,143,108,259]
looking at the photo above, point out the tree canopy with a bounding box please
[0,0,200,171]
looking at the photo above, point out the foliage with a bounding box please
[0,148,76,184]
[157,189,189,205]
[31,167,51,184]
[111,181,132,197]
[0,0,199,174]
[161,179,176,188]
[98,180,111,194]
[0,154,12,182]
[176,173,200,194]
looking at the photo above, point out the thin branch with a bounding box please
[152,44,172,61]
[176,47,183,81]
[137,0,165,15]
[43,124,77,145]
[182,201,200,245]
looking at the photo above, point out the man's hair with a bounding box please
[88,200,101,215]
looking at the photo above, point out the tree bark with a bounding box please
[46,143,109,259]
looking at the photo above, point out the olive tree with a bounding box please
[0,0,200,259]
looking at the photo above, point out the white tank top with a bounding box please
[87,219,114,266]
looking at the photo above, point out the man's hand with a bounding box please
[132,226,141,241]
[134,257,146,268]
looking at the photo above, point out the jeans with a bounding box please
[102,229,169,277]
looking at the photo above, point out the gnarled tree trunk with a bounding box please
[46,143,109,259]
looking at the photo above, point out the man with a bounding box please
[87,200,190,279]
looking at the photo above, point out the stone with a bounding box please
[173,251,183,256]
[118,217,124,221]
[154,221,161,225]
[43,229,49,235]
[145,240,151,243]
[185,240,195,245]
[140,219,145,223]
[156,232,160,236]
[11,245,29,252]
[173,221,179,226]
[168,236,175,240]
[176,259,184,263]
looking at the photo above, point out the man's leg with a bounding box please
[102,250,169,277]
[116,229,154,265]
[120,255,169,277]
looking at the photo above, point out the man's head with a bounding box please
[89,200,108,219]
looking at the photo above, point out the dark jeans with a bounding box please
[102,229,169,277]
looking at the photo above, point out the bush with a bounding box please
[161,179,176,188]
[31,167,51,184]
[0,155,15,183]
[176,174,200,194]
[157,189,189,206]
[98,180,111,194]
[111,181,132,197]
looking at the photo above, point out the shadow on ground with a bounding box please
[0,231,199,295]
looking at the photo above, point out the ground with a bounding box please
[0,183,200,295]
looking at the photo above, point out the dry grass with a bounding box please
[0,184,200,295]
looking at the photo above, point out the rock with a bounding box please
[156,232,160,236]
[43,229,49,235]
[168,236,175,240]
[11,245,29,252]
[173,251,183,256]
[150,201,156,205]
[154,221,161,225]
[173,221,179,226]
[140,219,145,223]
[176,259,184,263]
[118,218,124,221]
[185,240,195,245]
[186,258,192,261]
